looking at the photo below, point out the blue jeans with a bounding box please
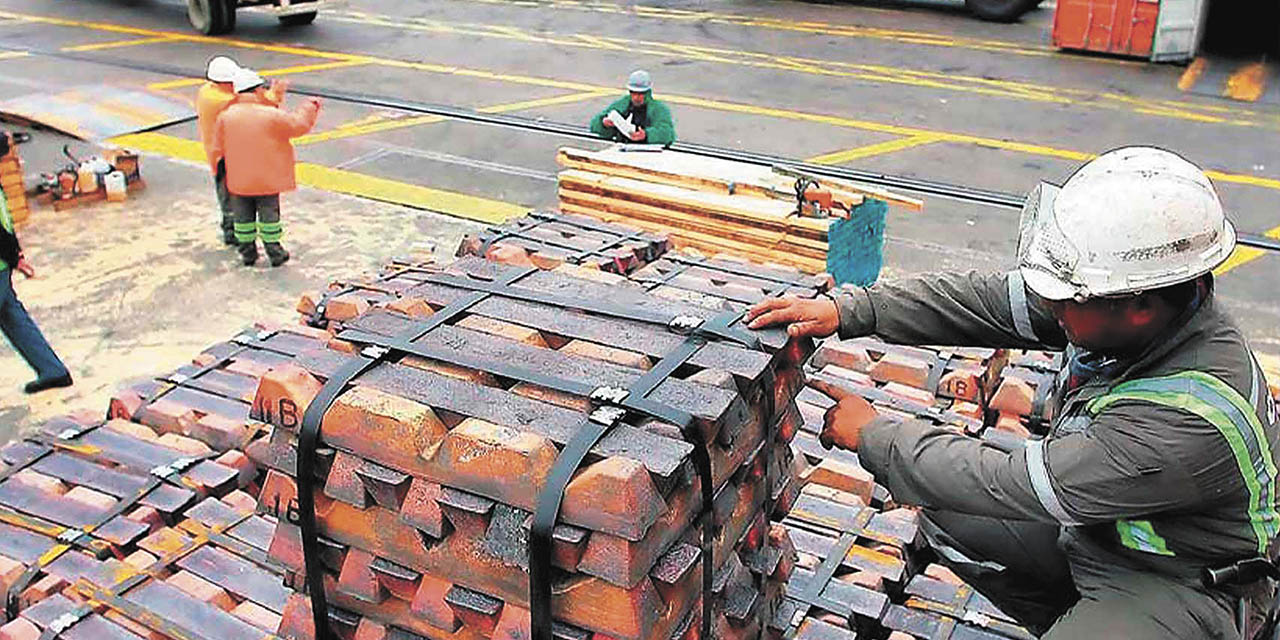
[0,268,68,379]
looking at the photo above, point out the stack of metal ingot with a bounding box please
[0,413,284,640]
[107,323,334,454]
[775,336,1054,640]
[457,211,672,275]
[249,254,812,640]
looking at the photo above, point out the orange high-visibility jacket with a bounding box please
[196,81,284,174]
[210,97,319,197]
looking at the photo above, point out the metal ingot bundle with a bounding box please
[456,211,672,275]
[249,254,814,640]
[0,414,276,640]
[108,322,334,453]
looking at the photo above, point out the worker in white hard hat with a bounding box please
[747,147,1279,639]
[589,70,676,145]
[196,56,286,245]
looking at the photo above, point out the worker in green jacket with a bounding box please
[588,70,676,146]
[747,147,1279,639]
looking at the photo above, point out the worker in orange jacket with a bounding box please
[195,56,285,245]
[209,69,320,267]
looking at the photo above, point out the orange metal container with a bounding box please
[1053,0,1161,59]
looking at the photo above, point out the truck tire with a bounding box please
[278,11,317,26]
[964,0,1041,22]
[188,0,235,35]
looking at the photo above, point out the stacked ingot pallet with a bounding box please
[0,146,28,224]
[457,211,672,275]
[0,414,280,640]
[881,569,1036,640]
[109,322,333,454]
[805,337,1059,446]
[250,254,813,640]
[555,146,920,275]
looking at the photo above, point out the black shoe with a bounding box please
[265,243,290,267]
[25,373,72,394]
[222,230,237,246]
[239,242,259,266]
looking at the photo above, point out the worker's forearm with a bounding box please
[859,419,1059,522]
[835,271,1065,349]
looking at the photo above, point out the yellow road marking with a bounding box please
[12,9,1280,194]
[1214,225,1280,276]
[147,60,371,90]
[424,0,1064,59]
[295,90,609,145]
[0,50,28,61]
[62,35,175,51]
[108,131,526,224]
[319,11,1279,131]
[807,134,944,164]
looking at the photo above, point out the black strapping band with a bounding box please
[294,263,768,640]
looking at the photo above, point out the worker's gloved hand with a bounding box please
[745,296,839,337]
[15,257,35,279]
[629,127,646,142]
[810,379,878,451]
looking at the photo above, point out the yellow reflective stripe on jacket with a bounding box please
[1089,371,1279,556]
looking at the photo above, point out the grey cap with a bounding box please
[626,70,652,92]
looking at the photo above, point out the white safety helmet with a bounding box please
[232,68,266,93]
[1017,146,1236,301]
[205,56,241,83]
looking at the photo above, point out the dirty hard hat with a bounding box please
[626,70,652,92]
[205,56,241,83]
[232,68,266,93]
[1017,146,1236,301]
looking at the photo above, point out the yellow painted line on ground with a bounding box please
[1214,226,1280,276]
[807,134,944,164]
[109,131,527,224]
[296,90,609,145]
[0,50,28,61]
[429,0,1065,59]
[14,9,1280,193]
[321,11,1279,131]
[61,35,175,52]
[147,60,371,90]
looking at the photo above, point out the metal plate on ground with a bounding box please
[0,85,194,140]
[1178,56,1280,105]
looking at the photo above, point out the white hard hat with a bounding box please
[626,70,652,92]
[205,56,241,83]
[232,68,266,93]
[1017,146,1236,301]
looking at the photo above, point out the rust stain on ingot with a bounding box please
[251,364,323,431]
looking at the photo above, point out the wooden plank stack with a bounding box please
[249,254,813,640]
[555,146,919,275]
[0,414,278,640]
[457,211,672,275]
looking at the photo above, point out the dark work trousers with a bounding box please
[215,160,233,237]
[230,194,283,246]
[0,268,68,381]
[922,510,1240,639]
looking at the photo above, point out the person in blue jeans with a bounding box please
[1,133,71,394]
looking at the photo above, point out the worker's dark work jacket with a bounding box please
[835,271,1280,581]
